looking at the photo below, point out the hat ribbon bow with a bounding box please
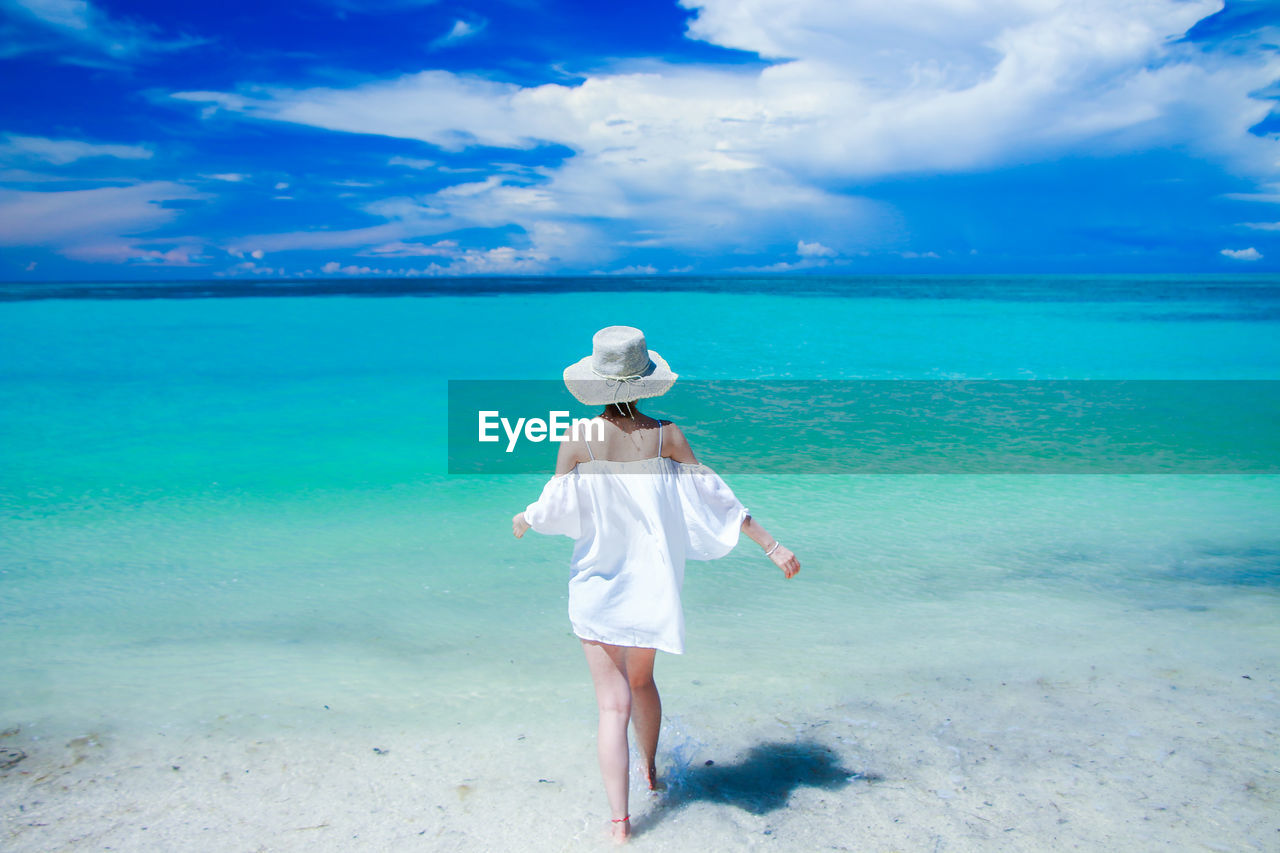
[590,364,648,401]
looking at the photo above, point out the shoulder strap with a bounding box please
[658,421,664,457]
[585,433,595,460]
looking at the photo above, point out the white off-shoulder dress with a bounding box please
[523,422,749,654]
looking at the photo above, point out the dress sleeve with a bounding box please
[524,472,584,539]
[674,463,750,561]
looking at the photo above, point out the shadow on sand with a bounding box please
[650,738,874,821]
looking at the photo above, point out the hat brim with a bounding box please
[562,350,678,405]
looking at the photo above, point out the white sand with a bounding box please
[3,660,1275,852]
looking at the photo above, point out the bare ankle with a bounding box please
[643,762,665,792]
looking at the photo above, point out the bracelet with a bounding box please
[764,541,781,557]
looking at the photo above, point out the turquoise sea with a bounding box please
[1,275,1277,851]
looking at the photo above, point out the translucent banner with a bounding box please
[447,380,1280,474]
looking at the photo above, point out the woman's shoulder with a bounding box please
[656,418,683,438]
[657,419,698,463]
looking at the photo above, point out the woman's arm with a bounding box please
[665,421,799,577]
[741,514,800,579]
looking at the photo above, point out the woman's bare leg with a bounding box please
[581,639,632,842]
[625,647,662,790]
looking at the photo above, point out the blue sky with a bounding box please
[0,0,1277,279]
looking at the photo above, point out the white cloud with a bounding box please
[64,241,205,265]
[6,0,92,32]
[169,90,245,121]
[431,18,484,49]
[171,0,1278,265]
[0,176,209,265]
[322,260,365,274]
[735,238,852,270]
[232,222,416,253]
[1225,183,1280,204]
[388,156,436,170]
[175,1,1273,173]
[218,260,281,276]
[608,265,659,275]
[1220,247,1262,261]
[1241,222,1280,231]
[0,168,95,182]
[360,239,458,257]
[797,239,836,258]
[321,240,546,275]
[0,182,204,250]
[449,245,546,273]
[899,250,941,259]
[0,133,153,165]
[3,0,205,63]
[274,181,290,190]
[201,172,249,182]
[733,257,845,272]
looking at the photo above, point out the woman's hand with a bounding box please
[512,512,532,539]
[742,516,800,579]
[769,545,800,579]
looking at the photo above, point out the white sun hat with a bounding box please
[562,325,678,406]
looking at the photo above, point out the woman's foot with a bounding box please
[610,815,630,844]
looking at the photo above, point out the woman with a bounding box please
[511,325,800,844]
